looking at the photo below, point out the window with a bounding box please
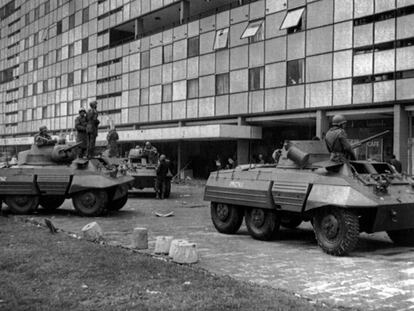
[241,20,264,43]
[140,88,149,106]
[56,48,62,62]
[25,13,29,25]
[42,106,47,119]
[82,38,89,53]
[24,38,29,49]
[68,72,74,86]
[23,61,28,73]
[33,83,38,95]
[33,33,38,45]
[23,85,28,97]
[32,108,37,120]
[214,28,229,50]
[249,67,264,91]
[162,83,172,102]
[187,37,199,58]
[287,59,304,85]
[56,77,61,89]
[82,7,89,23]
[44,1,50,14]
[69,14,75,29]
[280,7,305,33]
[57,20,62,35]
[187,79,199,99]
[22,110,27,122]
[43,80,48,93]
[67,101,74,115]
[55,104,60,117]
[33,58,38,70]
[44,54,48,66]
[81,69,88,83]
[141,51,150,69]
[68,43,74,58]
[34,6,39,19]
[163,44,172,64]
[216,73,229,95]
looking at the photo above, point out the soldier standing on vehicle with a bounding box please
[325,114,356,163]
[86,101,100,158]
[106,127,119,157]
[34,126,57,147]
[143,141,158,164]
[74,108,87,158]
[155,154,169,199]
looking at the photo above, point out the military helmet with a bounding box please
[79,107,86,113]
[332,114,347,126]
[89,100,97,108]
[159,154,166,161]
[39,125,48,132]
[145,141,151,148]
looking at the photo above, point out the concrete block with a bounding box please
[172,242,199,264]
[131,227,148,249]
[81,222,103,242]
[169,239,188,258]
[154,236,174,254]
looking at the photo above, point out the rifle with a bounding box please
[351,130,390,149]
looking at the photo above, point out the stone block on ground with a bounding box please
[81,222,103,242]
[154,236,174,254]
[172,242,198,264]
[131,227,148,249]
[169,239,188,258]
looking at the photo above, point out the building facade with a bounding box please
[1,0,414,176]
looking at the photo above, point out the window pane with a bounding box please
[162,83,172,102]
[82,38,89,53]
[214,28,229,50]
[141,51,150,69]
[81,69,88,83]
[188,37,199,58]
[287,59,304,85]
[82,7,89,23]
[280,8,305,29]
[241,20,263,39]
[187,79,199,99]
[249,67,264,90]
[69,14,75,29]
[163,44,172,63]
[216,73,229,95]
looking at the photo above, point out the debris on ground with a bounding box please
[44,219,57,234]
[154,211,174,217]
[81,222,104,242]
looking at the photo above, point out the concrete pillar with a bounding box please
[177,141,182,180]
[237,140,249,165]
[135,18,143,38]
[394,104,409,172]
[180,1,189,24]
[316,110,329,140]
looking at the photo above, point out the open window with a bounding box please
[241,19,264,42]
[280,7,305,33]
[214,28,229,50]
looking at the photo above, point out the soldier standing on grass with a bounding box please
[325,114,356,163]
[86,101,100,158]
[74,108,87,158]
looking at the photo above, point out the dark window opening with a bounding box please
[69,14,75,29]
[0,0,16,20]
[162,83,172,102]
[68,72,74,86]
[109,21,135,47]
[44,1,50,14]
[82,7,89,23]
[287,59,304,85]
[57,20,62,35]
[249,67,264,91]
[188,36,199,58]
[216,73,229,95]
[140,51,150,69]
[97,58,121,68]
[187,79,199,99]
[82,38,89,53]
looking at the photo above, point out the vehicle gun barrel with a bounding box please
[351,130,390,149]
[60,141,83,152]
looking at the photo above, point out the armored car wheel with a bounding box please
[72,189,108,216]
[109,185,129,211]
[245,208,280,241]
[40,196,65,211]
[211,202,244,234]
[313,207,359,256]
[387,229,414,246]
[5,195,39,214]
[281,215,302,229]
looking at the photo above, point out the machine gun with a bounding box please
[51,141,84,163]
[351,130,390,149]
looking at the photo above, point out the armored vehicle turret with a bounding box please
[0,140,133,216]
[204,131,414,256]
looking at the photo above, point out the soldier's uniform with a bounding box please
[34,126,56,147]
[155,155,169,199]
[325,115,356,163]
[143,142,158,164]
[106,128,119,157]
[86,101,100,158]
[75,109,88,157]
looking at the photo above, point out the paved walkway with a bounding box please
[15,184,414,310]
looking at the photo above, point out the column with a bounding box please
[394,104,409,172]
[180,1,189,24]
[316,110,329,140]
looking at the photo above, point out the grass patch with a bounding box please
[0,217,340,311]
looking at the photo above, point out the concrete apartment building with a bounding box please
[1,0,414,177]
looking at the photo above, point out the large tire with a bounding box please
[387,229,414,246]
[313,207,359,256]
[108,185,129,211]
[40,196,65,211]
[164,179,171,198]
[281,215,302,229]
[72,190,108,216]
[245,208,280,241]
[211,202,244,234]
[5,195,39,214]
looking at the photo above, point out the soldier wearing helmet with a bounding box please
[325,114,356,163]
[75,107,87,157]
[34,126,57,147]
[143,141,158,164]
[86,101,100,158]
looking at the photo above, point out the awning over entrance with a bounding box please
[0,124,262,146]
